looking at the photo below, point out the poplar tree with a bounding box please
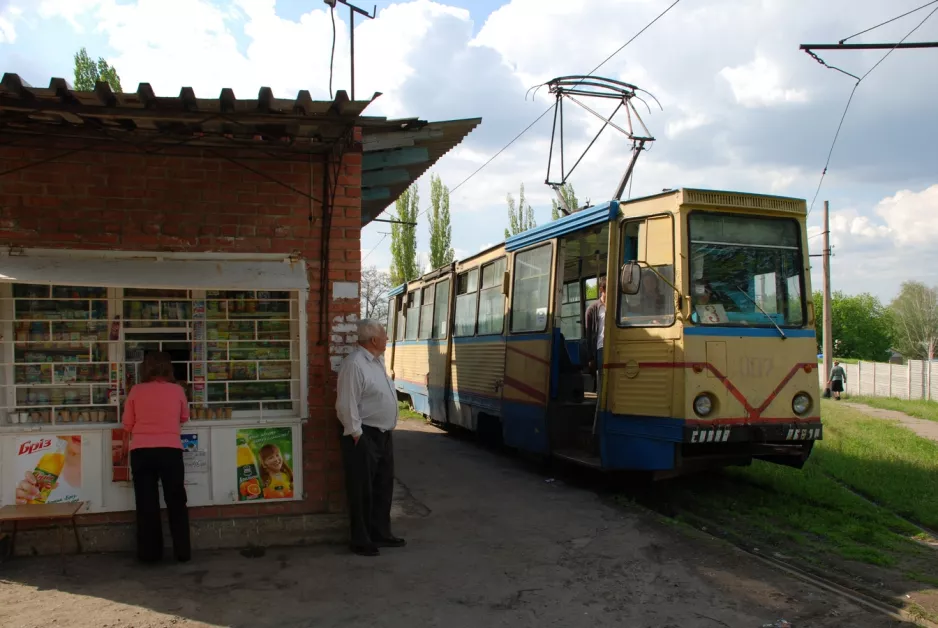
[505,183,536,239]
[73,47,123,92]
[390,184,419,286]
[428,173,454,268]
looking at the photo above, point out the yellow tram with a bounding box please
[385,188,821,475]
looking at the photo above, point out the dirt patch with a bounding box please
[843,402,938,443]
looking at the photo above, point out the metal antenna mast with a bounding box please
[540,75,659,215]
[324,0,376,100]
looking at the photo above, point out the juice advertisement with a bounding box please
[12,435,83,505]
[235,427,294,501]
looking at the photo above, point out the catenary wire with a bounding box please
[407,0,682,225]
[328,4,336,100]
[806,3,938,216]
[839,0,938,44]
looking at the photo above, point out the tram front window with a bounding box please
[688,212,805,327]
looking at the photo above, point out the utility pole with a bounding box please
[822,200,833,387]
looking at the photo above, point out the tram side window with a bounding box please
[619,217,676,327]
[511,244,553,334]
[405,291,421,340]
[454,269,479,337]
[477,258,507,336]
[385,296,394,335]
[418,285,434,339]
[395,295,405,341]
[432,278,450,339]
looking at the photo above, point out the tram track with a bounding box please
[543,458,938,627]
[435,426,938,626]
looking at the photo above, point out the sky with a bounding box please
[1,0,936,303]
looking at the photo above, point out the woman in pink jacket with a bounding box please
[122,351,191,563]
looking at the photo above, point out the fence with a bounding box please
[819,360,938,401]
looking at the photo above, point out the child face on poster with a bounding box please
[261,447,284,473]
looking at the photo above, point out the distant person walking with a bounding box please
[828,360,846,400]
[335,319,405,557]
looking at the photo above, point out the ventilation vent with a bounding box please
[683,190,805,214]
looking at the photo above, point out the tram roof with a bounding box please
[385,187,806,295]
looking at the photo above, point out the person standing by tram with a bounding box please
[585,276,607,396]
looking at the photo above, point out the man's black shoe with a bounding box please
[374,536,406,548]
[351,544,380,556]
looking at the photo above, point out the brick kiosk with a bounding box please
[0,74,480,555]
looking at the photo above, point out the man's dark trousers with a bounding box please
[340,424,394,549]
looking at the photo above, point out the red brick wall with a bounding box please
[0,132,363,524]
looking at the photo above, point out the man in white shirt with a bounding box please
[335,319,404,556]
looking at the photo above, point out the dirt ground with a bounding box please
[0,421,908,628]
[842,401,938,443]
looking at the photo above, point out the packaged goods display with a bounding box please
[4,284,299,427]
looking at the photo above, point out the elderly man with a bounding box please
[335,318,404,557]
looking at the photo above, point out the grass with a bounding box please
[629,399,938,598]
[398,400,426,422]
[812,401,938,530]
[850,395,938,424]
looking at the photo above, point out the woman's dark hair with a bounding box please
[141,351,176,383]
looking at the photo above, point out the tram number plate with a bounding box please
[786,427,822,441]
[690,428,731,443]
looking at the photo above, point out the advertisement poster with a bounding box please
[236,427,294,501]
[112,428,131,482]
[14,435,83,504]
[182,433,208,475]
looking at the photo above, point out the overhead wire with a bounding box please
[364,0,682,264]
[839,0,938,43]
[328,4,337,100]
[362,232,389,262]
[406,0,682,225]
[806,3,938,217]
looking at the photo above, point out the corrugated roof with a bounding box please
[0,73,482,227]
[361,117,481,225]
[0,73,380,153]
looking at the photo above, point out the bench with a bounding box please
[0,502,85,572]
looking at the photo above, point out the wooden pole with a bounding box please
[822,201,833,391]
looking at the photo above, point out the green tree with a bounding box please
[814,290,894,361]
[390,184,419,286]
[550,183,578,220]
[428,173,454,269]
[505,183,536,239]
[889,281,938,361]
[73,47,123,92]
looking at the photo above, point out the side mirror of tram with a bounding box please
[620,262,642,295]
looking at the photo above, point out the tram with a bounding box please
[384,188,821,476]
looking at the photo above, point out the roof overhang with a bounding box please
[0,73,482,228]
[359,116,481,225]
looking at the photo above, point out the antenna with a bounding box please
[323,0,377,100]
[540,75,660,214]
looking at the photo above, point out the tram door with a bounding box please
[502,242,556,454]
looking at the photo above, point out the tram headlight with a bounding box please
[693,393,714,417]
[792,392,812,416]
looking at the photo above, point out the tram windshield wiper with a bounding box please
[734,284,786,339]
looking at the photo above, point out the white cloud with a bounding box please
[0,3,22,43]
[720,55,808,108]
[15,0,938,303]
[874,185,938,246]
